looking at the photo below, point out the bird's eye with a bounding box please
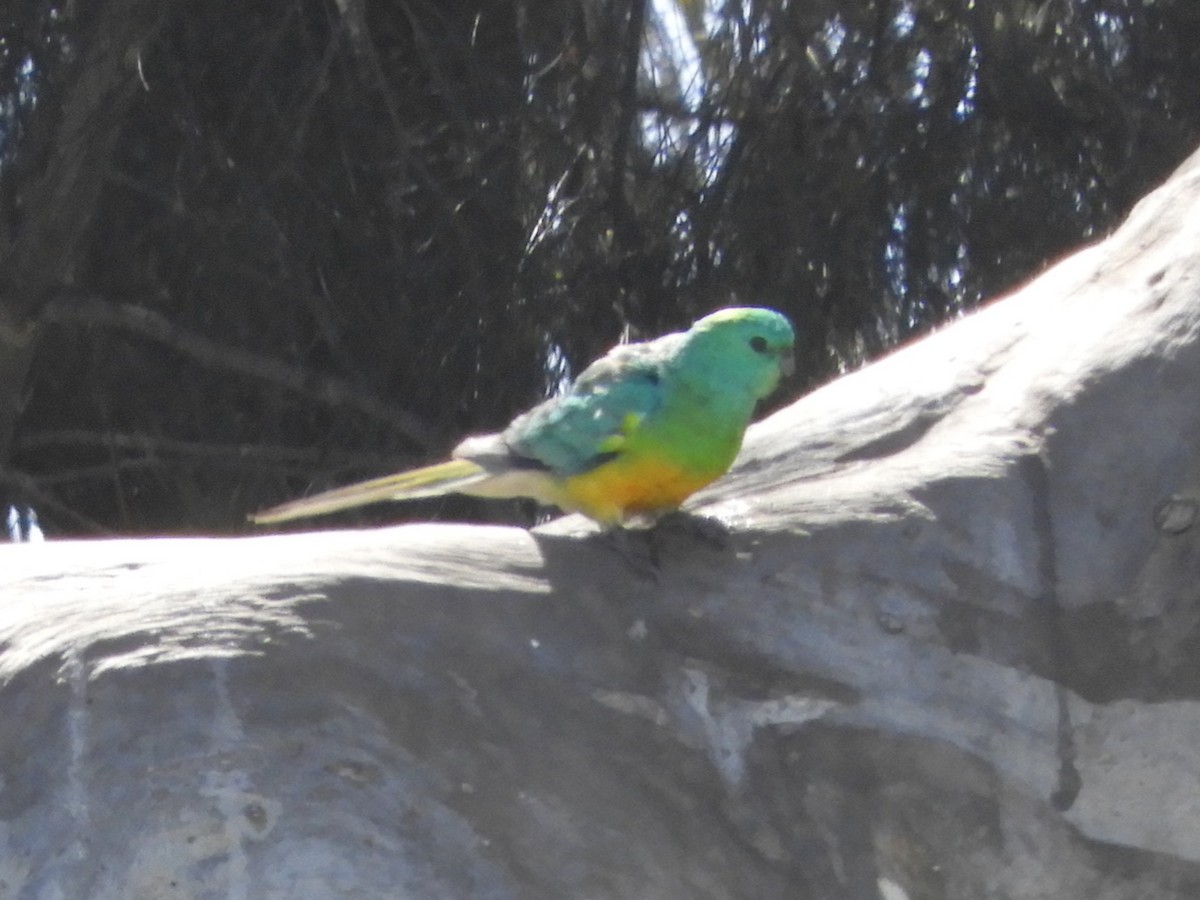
[749,336,769,353]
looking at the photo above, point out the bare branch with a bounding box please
[39,295,442,452]
[16,429,407,471]
[0,465,109,533]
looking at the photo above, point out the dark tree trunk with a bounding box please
[0,1,170,465]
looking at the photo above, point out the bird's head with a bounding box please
[680,306,796,401]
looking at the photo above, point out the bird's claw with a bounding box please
[594,526,660,580]
[651,510,731,550]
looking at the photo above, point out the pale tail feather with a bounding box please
[248,459,489,524]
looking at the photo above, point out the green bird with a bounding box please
[249,307,795,527]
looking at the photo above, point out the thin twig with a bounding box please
[16,429,408,470]
[39,294,441,451]
[0,466,110,534]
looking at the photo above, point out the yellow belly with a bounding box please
[561,455,718,525]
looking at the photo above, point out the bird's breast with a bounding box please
[561,454,723,525]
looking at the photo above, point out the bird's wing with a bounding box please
[498,336,679,476]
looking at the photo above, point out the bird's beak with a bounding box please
[780,349,795,378]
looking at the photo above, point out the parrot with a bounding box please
[249,306,795,528]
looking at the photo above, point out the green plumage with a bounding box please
[249,307,795,526]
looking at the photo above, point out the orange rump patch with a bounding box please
[562,456,718,524]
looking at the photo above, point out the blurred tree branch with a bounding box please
[0,0,175,467]
[39,295,441,452]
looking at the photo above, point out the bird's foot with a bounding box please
[592,512,731,579]
[594,526,660,580]
[650,510,731,550]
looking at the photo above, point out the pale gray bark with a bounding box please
[5,147,1200,898]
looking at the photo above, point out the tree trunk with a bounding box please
[5,146,1200,898]
[0,1,167,465]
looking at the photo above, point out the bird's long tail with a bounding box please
[248,459,489,524]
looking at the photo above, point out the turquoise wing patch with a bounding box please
[505,346,665,475]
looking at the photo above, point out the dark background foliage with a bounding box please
[1,0,1198,535]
